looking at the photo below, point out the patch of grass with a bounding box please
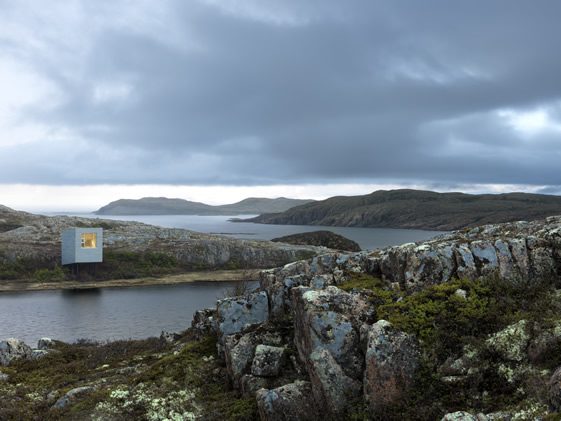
[338,273,386,292]
[95,250,186,280]
[0,257,58,280]
[377,278,498,360]
[73,221,116,230]
[33,266,68,282]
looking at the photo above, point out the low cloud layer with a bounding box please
[1,0,561,188]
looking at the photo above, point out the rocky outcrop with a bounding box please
[0,338,32,366]
[210,216,561,419]
[367,216,561,289]
[256,380,317,421]
[0,205,321,273]
[52,386,95,410]
[363,320,420,411]
[216,292,269,339]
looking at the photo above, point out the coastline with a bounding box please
[0,269,259,293]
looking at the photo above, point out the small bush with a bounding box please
[33,266,67,282]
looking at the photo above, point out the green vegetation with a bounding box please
[272,230,361,252]
[0,334,257,420]
[32,266,68,282]
[73,221,116,230]
[246,188,561,230]
[95,250,187,280]
[341,273,561,420]
[0,257,64,281]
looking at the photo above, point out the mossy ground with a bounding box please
[340,273,561,420]
[0,334,257,421]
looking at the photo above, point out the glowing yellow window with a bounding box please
[81,233,97,248]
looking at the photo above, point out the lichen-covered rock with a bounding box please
[486,320,530,362]
[37,337,55,350]
[251,345,285,377]
[216,291,269,339]
[31,349,50,360]
[240,374,270,397]
[159,330,180,344]
[292,286,366,380]
[441,412,479,421]
[549,366,561,411]
[439,344,484,379]
[363,320,420,411]
[0,338,32,366]
[0,371,8,382]
[52,386,95,410]
[308,348,361,416]
[191,308,217,338]
[223,330,283,388]
[256,380,317,421]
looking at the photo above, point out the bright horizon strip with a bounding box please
[0,183,554,213]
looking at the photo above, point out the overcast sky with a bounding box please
[2,0,561,211]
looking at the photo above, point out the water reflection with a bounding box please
[0,282,237,345]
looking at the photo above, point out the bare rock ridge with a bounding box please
[241,189,561,230]
[0,205,320,274]
[196,215,561,419]
[94,196,315,215]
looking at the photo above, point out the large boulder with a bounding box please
[191,308,217,338]
[307,348,362,416]
[251,345,286,377]
[363,320,420,411]
[291,286,368,380]
[486,320,530,362]
[52,386,95,410]
[0,338,32,366]
[37,337,55,350]
[216,291,269,340]
[256,380,317,421]
[223,329,283,388]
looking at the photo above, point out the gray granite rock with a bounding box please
[37,337,55,350]
[441,412,479,421]
[363,320,420,411]
[251,345,285,377]
[307,348,361,416]
[292,286,367,380]
[0,338,32,366]
[256,380,317,421]
[216,291,269,339]
[52,386,95,410]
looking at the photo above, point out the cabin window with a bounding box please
[81,233,97,248]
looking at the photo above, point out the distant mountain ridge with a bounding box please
[240,189,561,231]
[95,197,314,215]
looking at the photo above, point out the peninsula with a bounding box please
[241,189,561,231]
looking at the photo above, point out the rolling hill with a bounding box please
[240,189,561,231]
[94,197,314,215]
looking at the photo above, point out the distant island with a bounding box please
[238,189,561,231]
[95,196,314,215]
[272,230,361,252]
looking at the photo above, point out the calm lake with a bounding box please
[1,215,443,344]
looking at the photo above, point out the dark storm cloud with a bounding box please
[2,0,561,187]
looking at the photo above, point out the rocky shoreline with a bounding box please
[3,216,561,419]
[0,269,259,293]
[0,205,321,282]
